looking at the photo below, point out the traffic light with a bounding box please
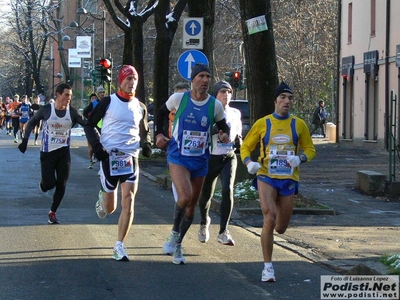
[224,72,233,84]
[99,58,112,83]
[91,69,100,86]
[92,58,102,86]
[233,71,241,88]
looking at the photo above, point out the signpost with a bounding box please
[182,18,203,50]
[177,50,209,81]
[68,49,81,68]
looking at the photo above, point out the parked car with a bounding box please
[229,99,250,138]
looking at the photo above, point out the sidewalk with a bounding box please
[141,139,400,275]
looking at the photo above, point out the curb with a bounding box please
[143,171,388,275]
[235,207,337,216]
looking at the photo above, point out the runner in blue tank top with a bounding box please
[16,95,32,139]
[155,63,231,265]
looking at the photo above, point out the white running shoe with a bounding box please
[217,229,235,246]
[95,190,107,218]
[172,244,185,265]
[197,216,211,243]
[113,243,129,261]
[162,231,179,255]
[261,267,276,282]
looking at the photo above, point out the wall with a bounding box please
[339,0,400,148]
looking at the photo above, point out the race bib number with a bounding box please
[268,146,295,176]
[109,153,133,176]
[182,130,207,156]
[49,131,68,145]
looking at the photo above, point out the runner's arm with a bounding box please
[84,97,110,160]
[82,103,93,118]
[23,105,50,140]
[155,103,171,137]
[138,101,152,157]
[70,107,87,127]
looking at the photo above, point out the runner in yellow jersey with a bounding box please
[240,81,316,282]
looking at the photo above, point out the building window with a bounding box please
[370,0,376,37]
[348,2,352,44]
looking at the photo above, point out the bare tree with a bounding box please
[272,0,337,119]
[44,1,74,88]
[1,0,75,98]
[7,0,51,96]
[0,27,25,96]
[102,0,158,102]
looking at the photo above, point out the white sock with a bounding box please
[115,241,123,247]
[264,262,273,269]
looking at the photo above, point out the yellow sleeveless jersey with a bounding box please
[240,113,316,182]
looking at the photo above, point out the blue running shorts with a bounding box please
[254,175,299,196]
[168,154,208,178]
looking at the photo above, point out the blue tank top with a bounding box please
[19,103,31,121]
[168,91,215,159]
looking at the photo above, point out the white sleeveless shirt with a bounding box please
[41,103,72,152]
[100,94,143,157]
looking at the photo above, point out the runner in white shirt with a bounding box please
[18,83,86,224]
[197,80,242,246]
[84,65,152,262]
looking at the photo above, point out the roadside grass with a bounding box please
[139,148,166,160]
[380,254,400,275]
[214,179,330,209]
[145,151,330,210]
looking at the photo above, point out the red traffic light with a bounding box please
[99,58,112,69]
[233,71,240,82]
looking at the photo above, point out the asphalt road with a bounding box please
[0,133,336,300]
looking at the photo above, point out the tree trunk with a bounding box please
[153,0,175,116]
[238,0,278,122]
[188,0,215,87]
[122,24,146,103]
[153,0,188,135]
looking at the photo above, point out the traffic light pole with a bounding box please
[108,55,112,95]
[77,8,107,90]
[81,64,84,108]
[102,10,106,60]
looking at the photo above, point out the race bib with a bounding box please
[268,145,295,176]
[182,130,207,156]
[49,131,68,145]
[109,153,134,176]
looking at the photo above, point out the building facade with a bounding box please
[339,0,400,149]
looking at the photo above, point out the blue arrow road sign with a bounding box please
[177,50,209,81]
[185,20,201,36]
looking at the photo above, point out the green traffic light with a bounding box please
[224,72,233,84]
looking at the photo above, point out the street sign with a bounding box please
[68,49,81,68]
[182,18,203,50]
[177,50,209,81]
[76,36,91,58]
